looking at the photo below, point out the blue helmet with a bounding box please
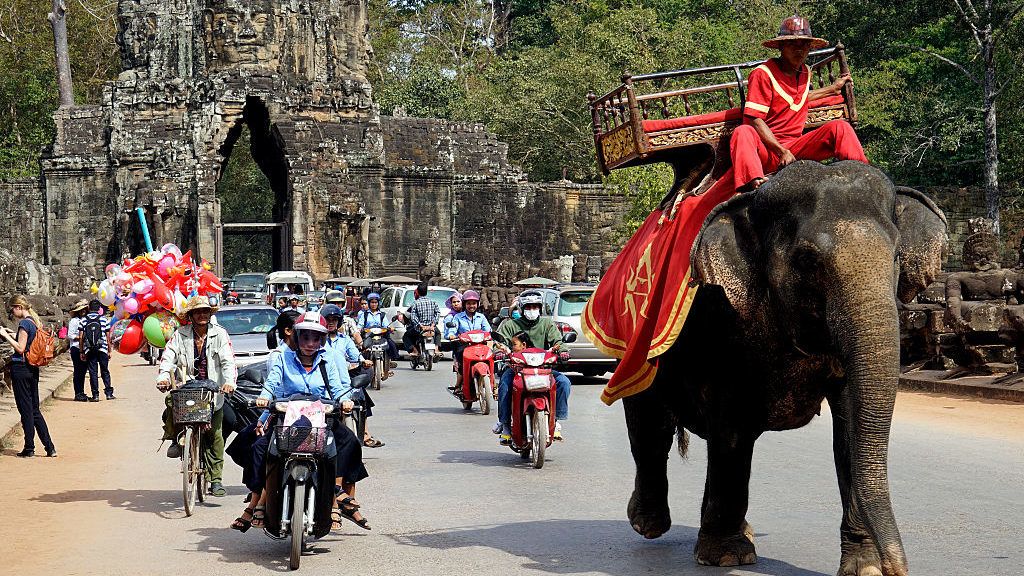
[320,303,343,318]
[367,292,381,301]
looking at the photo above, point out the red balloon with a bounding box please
[118,319,145,355]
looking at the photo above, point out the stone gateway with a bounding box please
[1,0,626,294]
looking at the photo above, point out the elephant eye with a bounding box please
[793,245,820,271]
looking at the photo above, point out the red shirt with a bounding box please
[742,59,811,145]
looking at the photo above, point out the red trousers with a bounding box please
[730,120,868,191]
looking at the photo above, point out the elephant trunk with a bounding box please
[825,222,908,574]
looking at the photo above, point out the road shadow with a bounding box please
[403,406,479,415]
[188,525,365,570]
[31,486,247,519]
[437,449,555,468]
[391,519,828,576]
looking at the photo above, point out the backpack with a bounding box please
[82,315,105,352]
[26,321,56,367]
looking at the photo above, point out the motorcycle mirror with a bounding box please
[266,330,279,350]
[562,331,578,344]
[491,332,507,345]
[445,320,457,328]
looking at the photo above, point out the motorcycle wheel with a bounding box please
[476,373,490,415]
[289,482,307,570]
[425,353,433,371]
[530,410,547,469]
[182,427,198,516]
[372,358,382,390]
[462,401,473,410]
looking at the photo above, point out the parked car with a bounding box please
[213,304,279,367]
[377,285,459,355]
[551,286,617,377]
[232,272,267,304]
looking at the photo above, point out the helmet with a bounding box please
[462,290,480,302]
[444,292,462,308]
[320,303,343,318]
[367,292,381,301]
[294,311,328,334]
[325,290,345,303]
[518,293,544,307]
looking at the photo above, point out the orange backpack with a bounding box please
[26,320,57,367]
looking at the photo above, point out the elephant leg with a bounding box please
[827,391,886,576]
[694,428,757,567]
[623,386,675,539]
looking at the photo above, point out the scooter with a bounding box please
[409,324,438,371]
[450,329,495,415]
[363,327,390,390]
[495,332,575,469]
[256,394,340,571]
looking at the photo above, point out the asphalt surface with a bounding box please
[0,355,1021,575]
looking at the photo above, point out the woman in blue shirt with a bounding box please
[0,295,56,458]
[444,290,492,393]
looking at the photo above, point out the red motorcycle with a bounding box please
[498,339,573,469]
[450,330,495,414]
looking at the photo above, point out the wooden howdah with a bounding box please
[587,45,858,177]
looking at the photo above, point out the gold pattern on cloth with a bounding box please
[622,242,655,327]
[601,125,637,165]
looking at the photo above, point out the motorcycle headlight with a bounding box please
[274,402,288,413]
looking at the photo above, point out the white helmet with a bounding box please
[519,293,544,307]
[294,311,329,334]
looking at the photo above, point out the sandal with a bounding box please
[337,494,360,513]
[251,505,266,528]
[331,508,344,530]
[231,506,255,533]
[339,507,372,531]
[363,436,385,448]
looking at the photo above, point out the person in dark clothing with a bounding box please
[0,295,56,457]
[79,300,115,401]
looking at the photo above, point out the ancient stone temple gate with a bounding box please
[2,0,626,293]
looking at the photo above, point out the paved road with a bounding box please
[0,355,1021,575]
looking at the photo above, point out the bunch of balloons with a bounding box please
[92,243,223,354]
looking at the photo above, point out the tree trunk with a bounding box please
[982,36,999,233]
[48,0,74,108]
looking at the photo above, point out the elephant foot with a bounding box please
[627,489,671,539]
[694,523,756,567]
[838,541,907,576]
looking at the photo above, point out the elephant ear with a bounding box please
[690,194,762,320]
[894,186,948,303]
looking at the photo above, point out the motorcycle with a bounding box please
[255,394,340,571]
[409,323,438,371]
[362,327,391,390]
[494,332,575,469]
[450,329,495,415]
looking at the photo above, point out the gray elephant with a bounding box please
[622,161,947,576]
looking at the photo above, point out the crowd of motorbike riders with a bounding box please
[153,282,572,535]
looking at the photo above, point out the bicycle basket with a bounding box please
[275,425,329,455]
[171,388,215,424]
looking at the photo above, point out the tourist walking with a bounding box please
[80,300,115,401]
[66,299,90,401]
[0,295,56,457]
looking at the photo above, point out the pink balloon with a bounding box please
[123,297,139,314]
[133,278,154,294]
[156,255,176,278]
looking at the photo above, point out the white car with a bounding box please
[378,285,458,355]
[549,286,619,377]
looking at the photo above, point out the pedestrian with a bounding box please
[0,295,57,457]
[66,299,90,401]
[79,300,115,401]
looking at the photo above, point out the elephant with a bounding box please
[621,161,947,576]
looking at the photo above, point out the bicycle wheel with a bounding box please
[289,482,307,570]
[182,427,199,516]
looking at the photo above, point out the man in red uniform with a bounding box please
[731,15,868,192]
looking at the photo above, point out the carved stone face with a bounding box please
[205,0,276,66]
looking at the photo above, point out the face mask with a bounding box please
[524,309,540,321]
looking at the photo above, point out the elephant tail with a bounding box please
[676,424,689,459]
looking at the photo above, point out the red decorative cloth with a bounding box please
[582,173,737,405]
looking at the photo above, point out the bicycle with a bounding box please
[170,384,221,516]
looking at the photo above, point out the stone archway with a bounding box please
[210,96,293,277]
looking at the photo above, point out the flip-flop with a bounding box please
[231,507,255,532]
[340,507,372,531]
[363,437,385,448]
[251,505,266,528]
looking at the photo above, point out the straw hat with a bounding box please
[762,15,828,50]
[183,295,218,315]
[69,299,89,313]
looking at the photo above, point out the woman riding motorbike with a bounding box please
[444,290,491,393]
[322,304,384,448]
[356,293,399,377]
